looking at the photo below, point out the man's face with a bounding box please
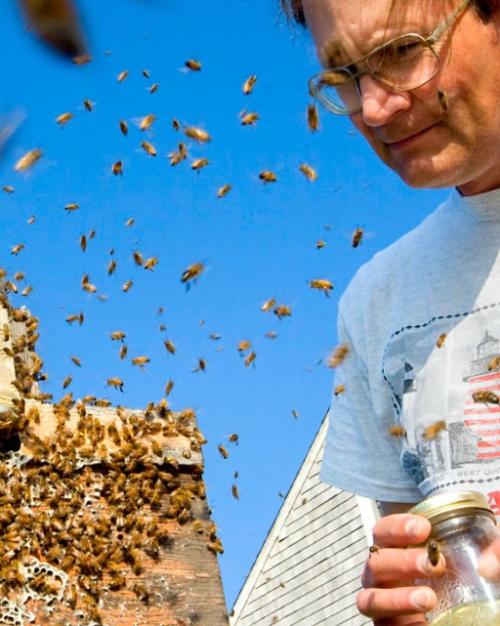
[303,0,500,195]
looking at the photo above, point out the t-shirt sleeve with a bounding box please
[320,306,422,503]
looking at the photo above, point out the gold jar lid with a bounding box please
[409,491,494,526]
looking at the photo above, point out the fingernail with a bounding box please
[405,518,427,539]
[478,553,500,579]
[410,588,433,611]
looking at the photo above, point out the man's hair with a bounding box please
[280,0,499,26]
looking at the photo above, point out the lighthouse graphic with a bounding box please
[456,330,500,465]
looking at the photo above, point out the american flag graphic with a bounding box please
[464,372,500,461]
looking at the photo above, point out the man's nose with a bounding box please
[358,74,411,126]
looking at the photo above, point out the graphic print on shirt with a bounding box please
[382,303,500,500]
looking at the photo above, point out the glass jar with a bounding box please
[409,491,500,625]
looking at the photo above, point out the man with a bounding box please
[281,0,500,623]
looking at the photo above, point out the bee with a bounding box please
[192,357,206,372]
[388,424,407,438]
[132,355,150,367]
[122,279,133,292]
[119,344,128,360]
[437,89,449,113]
[259,170,277,183]
[228,433,239,443]
[117,69,129,82]
[292,409,299,419]
[64,202,79,212]
[472,390,500,405]
[66,312,84,325]
[132,582,150,604]
[299,163,318,181]
[165,378,174,396]
[185,59,202,71]
[488,356,500,372]
[142,68,150,78]
[307,103,319,132]
[62,374,73,389]
[436,333,447,348]
[133,251,144,267]
[327,344,349,368]
[2,324,9,342]
[238,340,252,352]
[119,120,128,136]
[181,262,205,285]
[81,274,97,293]
[216,183,232,198]
[67,584,78,609]
[244,351,256,367]
[352,227,364,248]
[13,271,24,281]
[144,256,159,270]
[139,113,156,131]
[334,384,345,396]
[149,83,159,94]
[107,259,117,275]
[56,112,73,126]
[112,160,123,175]
[70,355,81,367]
[231,484,240,499]
[107,377,124,392]
[309,278,333,295]
[427,539,440,566]
[14,148,42,172]
[261,297,276,312]
[240,111,259,126]
[172,118,181,131]
[125,217,135,227]
[423,420,447,440]
[11,243,25,255]
[83,99,94,112]
[191,157,209,170]
[2,185,14,193]
[168,142,188,166]
[218,444,229,459]
[243,74,257,95]
[207,538,224,554]
[163,338,177,355]
[274,304,292,319]
[73,54,91,65]
[369,544,379,555]
[141,140,157,156]
[184,126,211,143]
[80,234,87,251]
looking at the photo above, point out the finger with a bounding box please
[375,615,429,626]
[478,537,500,579]
[362,547,446,588]
[357,586,436,619]
[373,514,431,548]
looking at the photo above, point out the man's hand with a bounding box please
[478,537,500,579]
[357,513,446,626]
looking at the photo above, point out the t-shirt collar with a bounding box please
[451,186,500,220]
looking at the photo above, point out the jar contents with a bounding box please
[429,600,500,625]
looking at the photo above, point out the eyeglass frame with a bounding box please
[308,0,471,115]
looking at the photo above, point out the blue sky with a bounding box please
[0,0,448,609]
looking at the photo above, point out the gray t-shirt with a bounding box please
[321,188,500,513]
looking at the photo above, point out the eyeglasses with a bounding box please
[308,0,471,115]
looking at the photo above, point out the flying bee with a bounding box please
[14,148,42,172]
[259,170,277,183]
[107,377,123,392]
[181,261,205,285]
[218,444,229,459]
[83,99,94,112]
[228,433,239,444]
[112,160,123,175]
[231,484,240,499]
[436,333,447,348]
[165,378,174,396]
[119,344,128,360]
[423,420,447,440]
[168,142,188,166]
[64,202,79,212]
[427,539,441,566]
[299,163,318,181]
[307,103,319,132]
[309,278,333,296]
[352,227,364,248]
[122,279,133,292]
[133,250,144,266]
[119,120,128,136]
[216,183,232,198]
[437,89,449,113]
[327,344,349,368]
[240,111,259,126]
[388,424,407,438]
[244,351,256,367]
[292,409,299,419]
[488,356,500,372]
[125,217,134,227]
[191,157,209,170]
[185,59,202,71]
[472,390,500,405]
[56,112,73,126]
[80,234,87,251]
[2,185,14,193]
[149,83,159,94]
[238,340,251,352]
[142,68,150,78]
[334,384,345,396]
[81,274,97,293]
[73,53,91,64]
[192,357,206,372]
[132,355,150,367]
[139,113,156,131]
[261,297,276,312]
[141,140,157,156]
[70,356,81,367]
[11,243,25,255]
[243,74,257,95]
[66,312,84,325]
[117,69,129,82]
[107,259,117,275]
[62,374,73,389]
[273,304,292,319]
[164,338,177,354]
[144,256,159,270]
[184,126,211,143]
